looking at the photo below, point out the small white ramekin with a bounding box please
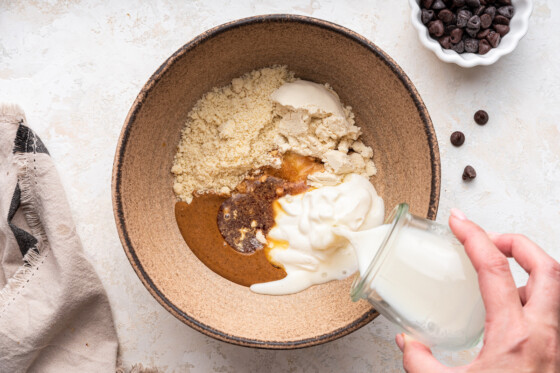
[409,0,533,68]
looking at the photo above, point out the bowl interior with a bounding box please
[113,15,440,348]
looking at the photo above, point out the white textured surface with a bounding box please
[1,1,559,372]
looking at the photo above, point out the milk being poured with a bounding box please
[251,173,485,349]
[339,224,485,349]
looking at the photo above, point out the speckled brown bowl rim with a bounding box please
[112,14,441,349]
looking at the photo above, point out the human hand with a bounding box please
[395,208,560,373]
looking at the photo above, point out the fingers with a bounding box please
[518,285,527,305]
[449,210,523,322]
[397,334,449,373]
[490,234,551,274]
[491,233,560,318]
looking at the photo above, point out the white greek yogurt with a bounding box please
[250,174,384,295]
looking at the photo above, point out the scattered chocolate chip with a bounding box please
[493,14,510,25]
[450,131,466,146]
[433,0,446,9]
[477,28,491,39]
[451,40,465,53]
[497,0,511,4]
[474,110,489,125]
[438,9,455,23]
[457,9,472,27]
[422,9,435,24]
[466,0,480,6]
[462,165,477,181]
[422,0,435,8]
[494,24,510,36]
[485,6,497,19]
[439,35,452,49]
[480,13,492,28]
[487,31,501,47]
[478,39,492,54]
[450,27,464,43]
[428,20,445,37]
[465,38,479,52]
[497,5,514,18]
[452,0,466,7]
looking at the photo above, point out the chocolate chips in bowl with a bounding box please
[420,0,514,55]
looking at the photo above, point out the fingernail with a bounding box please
[395,333,404,352]
[450,208,467,221]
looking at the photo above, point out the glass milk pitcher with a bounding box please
[351,203,485,350]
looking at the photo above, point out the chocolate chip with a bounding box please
[477,28,491,39]
[478,39,492,54]
[428,20,445,37]
[432,0,446,9]
[474,110,489,125]
[480,13,492,28]
[420,0,513,55]
[465,0,480,6]
[494,24,510,36]
[450,131,466,146]
[462,165,477,181]
[465,38,479,52]
[466,27,479,37]
[485,6,496,19]
[445,24,458,34]
[451,40,465,53]
[467,15,481,29]
[497,5,514,18]
[487,31,501,47]
[438,9,455,23]
[422,0,435,8]
[439,35,452,49]
[450,27,464,43]
[493,14,510,25]
[474,5,486,16]
[422,9,435,24]
[457,9,472,27]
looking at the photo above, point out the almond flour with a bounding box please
[171,66,377,202]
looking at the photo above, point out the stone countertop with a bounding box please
[1,1,558,372]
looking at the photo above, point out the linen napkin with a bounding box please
[0,104,119,372]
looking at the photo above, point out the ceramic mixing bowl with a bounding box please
[112,14,441,349]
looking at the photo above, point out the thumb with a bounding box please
[396,334,449,373]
